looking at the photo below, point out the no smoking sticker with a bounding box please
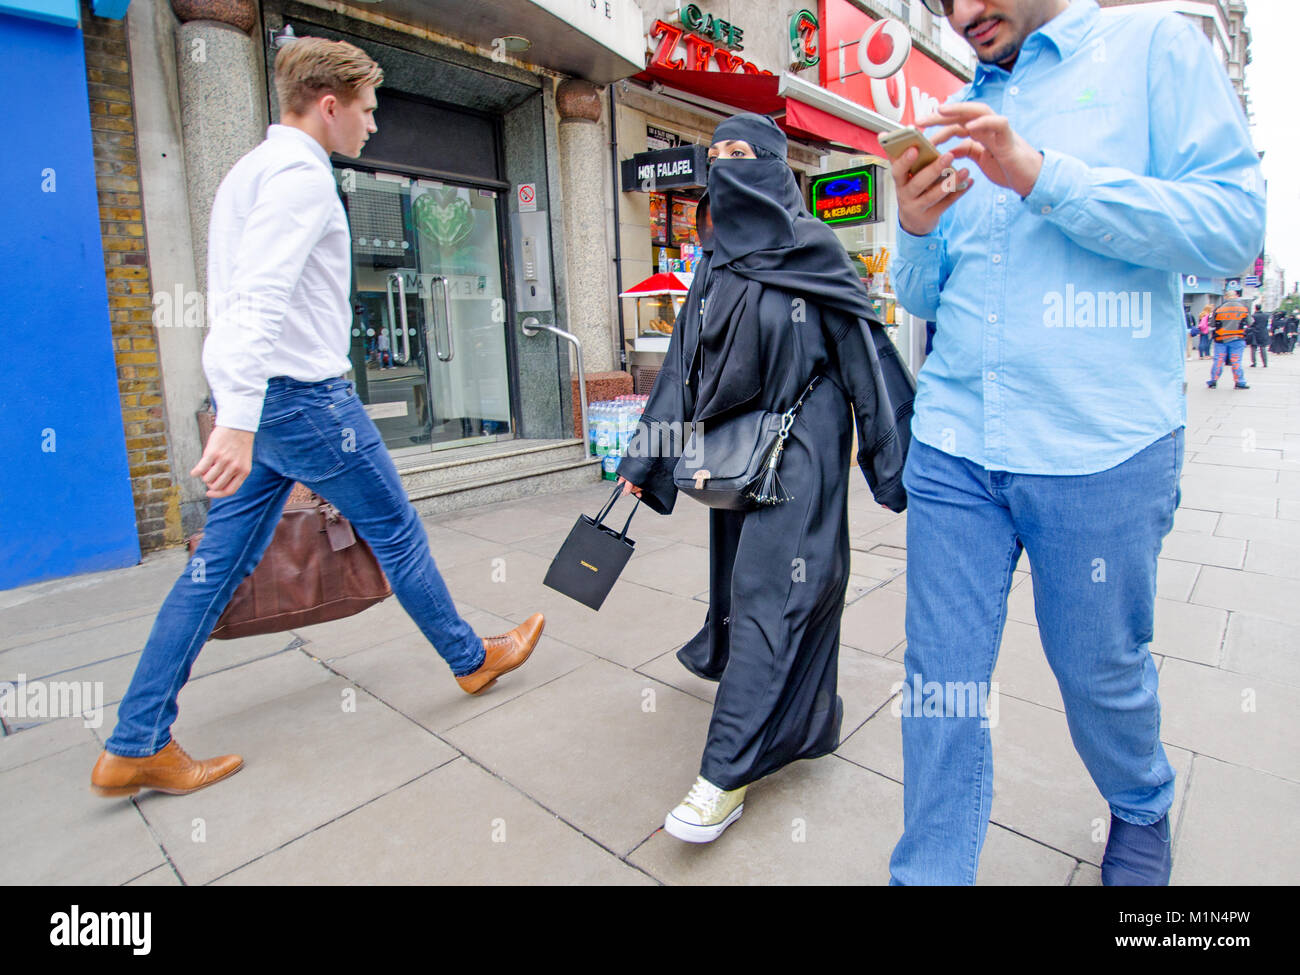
[517,183,537,212]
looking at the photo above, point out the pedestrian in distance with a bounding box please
[616,113,915,845]
[91,38,545,800]
[891,0,1264,885]
[1197,303,1213,358]
[1208,290,1251,389]
[1273,310,1294,355]
[1246,302,1268,368]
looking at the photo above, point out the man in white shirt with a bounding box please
[91,38,544,799]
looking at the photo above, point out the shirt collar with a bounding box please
[973,0,1100,85]
[267,123,333,170]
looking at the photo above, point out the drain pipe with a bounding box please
[609,82,627,370]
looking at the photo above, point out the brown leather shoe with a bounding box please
[456,612,545,695]
[90,740,243,798]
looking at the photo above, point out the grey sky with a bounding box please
[1246,0,1298,290]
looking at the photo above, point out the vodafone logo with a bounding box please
[857,18,912,123]
[824,3,965,129]
[858,18,910,79]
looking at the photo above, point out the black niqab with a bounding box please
[682,113,882,423]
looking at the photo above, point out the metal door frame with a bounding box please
[340,158,522,457]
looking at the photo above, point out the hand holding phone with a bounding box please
[879,127,956,182]
[882,126,970,237]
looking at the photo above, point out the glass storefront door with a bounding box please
[337,167,513,455]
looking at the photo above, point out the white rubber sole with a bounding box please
[663,803,744,843]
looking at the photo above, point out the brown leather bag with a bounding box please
[187,484,392,640]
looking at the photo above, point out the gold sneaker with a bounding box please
[664,776,747,843]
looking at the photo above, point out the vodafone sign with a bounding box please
[820,0,965,128]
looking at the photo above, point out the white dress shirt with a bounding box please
[203,124,353,431]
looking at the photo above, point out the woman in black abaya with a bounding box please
[616,114,916,843]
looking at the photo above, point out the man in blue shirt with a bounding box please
[888,0,1264,885]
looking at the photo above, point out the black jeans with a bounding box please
[1249,342,1267,367]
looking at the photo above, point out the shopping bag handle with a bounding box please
[594,482,640,540]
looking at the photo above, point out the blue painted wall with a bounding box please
[0,12,141,589]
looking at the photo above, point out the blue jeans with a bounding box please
[888,431,1182,885]
[1211,338,1245,385]
[106,377,484,757]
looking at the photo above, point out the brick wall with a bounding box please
[82,0,183,552]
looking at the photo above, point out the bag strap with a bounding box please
[779,307,821,423]
[784,374,822,420]
[593,482,640,539]
[593,482,624,526]
[617,497,640,539]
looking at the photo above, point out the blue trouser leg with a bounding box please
[889,439,1022,886]
[105,378,484,758]
[889,433,1181,884]
[283,381,484,678]
[1010,431,1181,827]
[1210,341,1227,381]
[1226,338,1245,384]
[106,462,295,756]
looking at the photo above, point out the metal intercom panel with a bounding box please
[511,209,554,313]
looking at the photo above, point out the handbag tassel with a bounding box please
[747,438,794,506]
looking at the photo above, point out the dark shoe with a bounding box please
[1206,381,1217,388]
[456,612,544,694]
[91,740,243,798]
[1101,813,1172,886]
[1235,383,1250,389]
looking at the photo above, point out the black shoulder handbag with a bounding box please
[543,484,641,610]
[672,364,822,511]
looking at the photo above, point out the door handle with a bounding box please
[387,272,411,363]
[430,275,454,362]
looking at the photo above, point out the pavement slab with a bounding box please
[213,757,654,885]
[1171,755,1300,885]
[126,653,459,885]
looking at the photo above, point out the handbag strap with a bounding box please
[779,310,821,423]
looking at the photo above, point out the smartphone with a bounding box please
[879,126,948,177]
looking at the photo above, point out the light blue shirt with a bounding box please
[893,0,1265,474]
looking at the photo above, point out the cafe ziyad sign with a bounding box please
[620,145,710,192]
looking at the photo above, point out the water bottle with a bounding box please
[594,403,613,463]
[587,402,602,457]
[615,397,631,455]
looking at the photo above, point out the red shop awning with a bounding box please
[636,67,887,157]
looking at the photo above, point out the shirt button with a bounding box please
[1009,85,1020,96]
[997,194,1007,204]
[1103,233,1113,241]
[987,371,997,381]
[1041,205,1053,214]
[992,254,1002,264]
[988,313,998,323]
[928,243,937,250]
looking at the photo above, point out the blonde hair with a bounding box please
[274,38,383,117]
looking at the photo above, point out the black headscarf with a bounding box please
[683,113,880,421]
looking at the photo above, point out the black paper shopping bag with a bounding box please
[543,484,640,610]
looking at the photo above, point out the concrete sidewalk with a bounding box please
[2,354,1297,885]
